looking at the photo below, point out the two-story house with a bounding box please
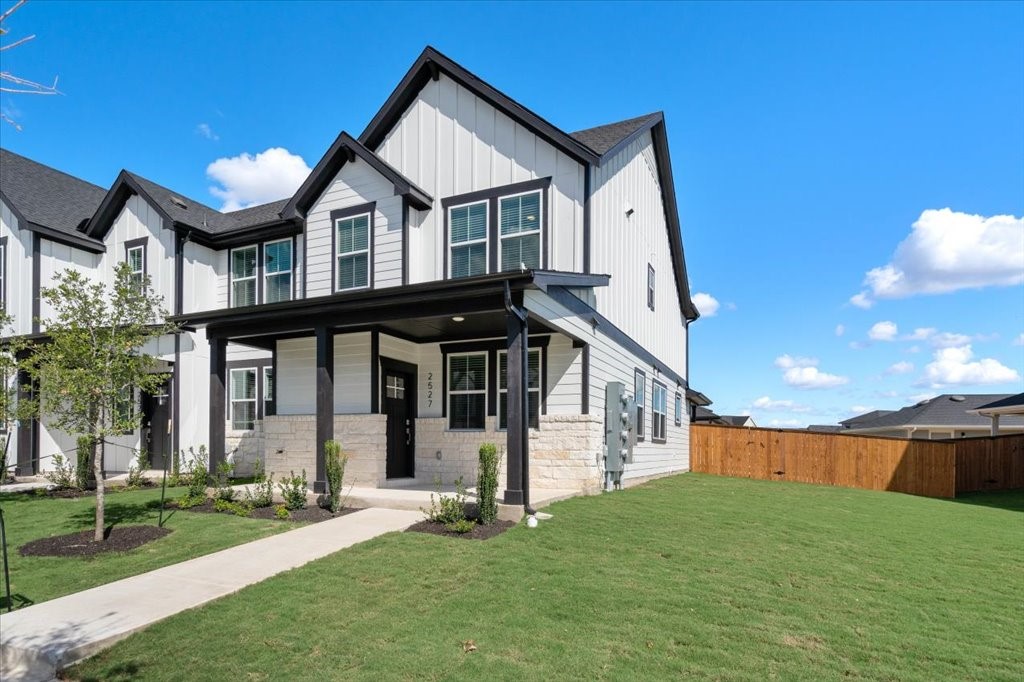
[2,47,699,507]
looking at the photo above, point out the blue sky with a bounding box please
[3,0,1022,426]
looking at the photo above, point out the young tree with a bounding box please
[27,262,177,541]
[0,310,30,483]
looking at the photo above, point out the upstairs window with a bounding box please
[230,367,257,430]
[647,264,655,311]
[499,349,541,429]
[635,369,646,441]
[124,238,147,292]
[674,392,683,426]
[230,245,257,307]
[336,213,370,291]
[264,239,292,303]
[652,380,667,442]
[499,191,541,272]
[448,353,486,429]
[449,202,488,278]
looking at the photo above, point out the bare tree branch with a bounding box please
[0,0,60,128]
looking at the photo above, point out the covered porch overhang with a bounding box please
[173,270,609,508]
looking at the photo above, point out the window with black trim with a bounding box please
[634,369,646,441]
[652,380,667,442]
[499,349,540,429]
[230,367,257,430]
[674,392,683,426]
[448,353,486,430]
[124,238,147,292]
[499,191,541,271]
[114,385,136,428]
[230,245,257,307]
[263,367,274,407]
[263,239,293,303]
[335,213,371,290]
[449,201,488,278]
[647,264,655,311]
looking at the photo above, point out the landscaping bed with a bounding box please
[19,525,172,557]
[172,498,361,523]
[406,518,515,540]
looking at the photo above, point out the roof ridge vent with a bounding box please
[170,196,188,210]
[949,395,966,402]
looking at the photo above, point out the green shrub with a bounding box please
[177,494,207,509]
[274,504,290,520]
[477,443,499,525]
[213,498,252,517]
[277,470,308,511]
[185,447,209,500]
[446,518,476,534]
[214,460,236,501]
[45,453,77,489]
[169,448,181,485]
[423,477,468,526]
[243,464,274,508]
[76,436,94,489]
[323,440,348,513]
[126,449,149,489]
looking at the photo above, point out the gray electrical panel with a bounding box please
[604,381,637,489]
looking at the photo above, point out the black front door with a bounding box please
[141,377,172,470]
[382,364,416,479]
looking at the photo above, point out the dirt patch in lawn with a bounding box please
[406,519,515,540]
[172,499,361,523]
[19,525,172,557]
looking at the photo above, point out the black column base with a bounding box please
[313,479,327,494]
[503,489,524,505]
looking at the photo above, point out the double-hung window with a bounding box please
[448,353,486,429]
[263,366,274,409]
[674,392,683,426]
[335,213,370,290]
[125,239,147,292]
[231,245,258,307]
[230,368,257,430]
[498,349,541,429]
[652,380,667,441]
[634,369,646,441]
[499,191,541,272]
[449,202,488,278]
[263,239,292,303]
[114,385,135,426]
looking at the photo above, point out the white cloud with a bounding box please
[767,418,803,428]
[207,147,311,211]
[751,396,813,413]
[907,392,936,404]
[774,354,816,369]
[1014,333,1024,347]
[692,292,720,317]
[835,324,845,337]
[885,361,914,375]
[906,345,921,354]
[904,327,936,341]
[774,355,848,389]
[848,405,875,415]
[918,344,1021,388]
[929,332,972,349]
[868,321,898,341]
[196,123,219,141]
[851,208,1024,306]
[849,292,873,309]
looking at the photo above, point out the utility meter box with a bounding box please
[604,382,637,477]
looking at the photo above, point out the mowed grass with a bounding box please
[0,486,291,606]
[70,474,1022,681]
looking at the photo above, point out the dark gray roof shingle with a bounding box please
[847,394,1023,430]
[570,113,662,155]
[0,148,106,236]
[127,173,288,233]
[974,392,1024,411]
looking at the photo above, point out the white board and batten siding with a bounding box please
[589,131,686,377]
[0,201,34,335]
[375,72,586,283]
[97,194,176,312]
[525,289,690,480]
[305,161,404,298]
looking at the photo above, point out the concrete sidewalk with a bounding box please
[0,507,423,682]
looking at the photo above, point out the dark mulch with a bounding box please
[6,482,159,499]
[19,525,172,557]
[406,518,515,540]
[171,498,361,523]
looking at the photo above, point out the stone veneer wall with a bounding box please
[415,414,603,492]
[225,422,264,476]
[263,414,387,488]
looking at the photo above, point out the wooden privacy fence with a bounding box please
[690,424,1024,498]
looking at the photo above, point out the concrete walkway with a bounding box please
[0,507,423,682]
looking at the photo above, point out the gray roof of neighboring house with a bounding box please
[806,425,844,433]
[570,113,662,156]
[839,409,895,427]
[846,394,1024,430]
[973,392,1024,411]
[692,406,721,422]
[720,415,753,426]
[0,148,106,237]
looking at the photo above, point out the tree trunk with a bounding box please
[93,436,105,542]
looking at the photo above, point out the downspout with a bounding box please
[504,281,535,515]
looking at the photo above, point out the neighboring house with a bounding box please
[841,395,1024,439]
[2,47,700,506]
[968,393,1024,435]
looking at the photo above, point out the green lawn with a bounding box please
[0,486,291,607]
[70,474,1022,681]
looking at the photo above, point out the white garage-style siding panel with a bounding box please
[589,131,687,378]
[375,73,585,283]
[1,201,34,335]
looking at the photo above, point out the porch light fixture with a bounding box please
[452,316,465,322]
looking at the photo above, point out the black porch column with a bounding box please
[504,312,526,505]
[209,336,227,474]
[314,326,333,494]
[15,360,35,476]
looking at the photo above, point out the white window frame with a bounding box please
[263,238,293,303]
[674,392,683,427]
[634,369,646,441]
[498,348,541,430]
[229,367,257,431]
[263,366,274,407]
[647,264,656,311]
[497,190,543,273]
[652,379,667,442]
[447,352,487,430]
[447,200,489,279]
[334,213,371,291]
[230,245,258,307]
[127,244,145,290]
